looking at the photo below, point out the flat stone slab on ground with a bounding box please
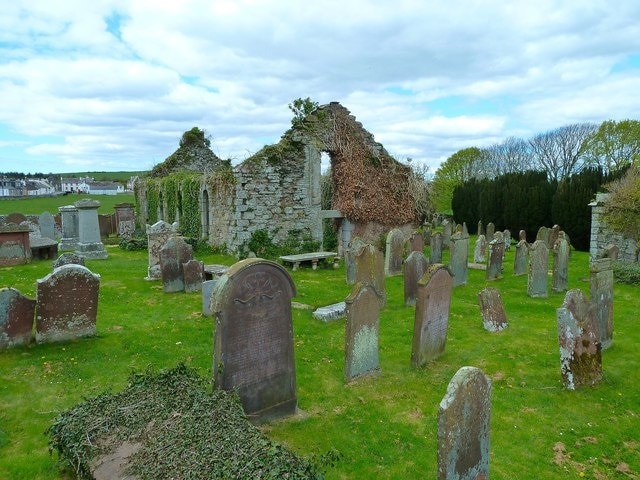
[312,302,346,322]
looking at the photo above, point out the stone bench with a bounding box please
[279,252,339,270]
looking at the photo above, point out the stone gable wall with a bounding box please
[589,192,638,261]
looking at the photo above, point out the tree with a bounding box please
[601,166,640,240]
[288,97,319,128]
[583,119,640,174]
[179,127,211,149]
[431,147,486,214]
[529,123,597,181]
[484,136,534,175]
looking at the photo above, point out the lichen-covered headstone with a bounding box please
[0,287,35,349]
[513,239,528,276]
[35,264,100,343]
[160,237,193,293]
[437,366,491,480]
[552,233,570,293]
[354,244,386,307]
[408,231,424,253]
[201,279,217,316]
[590,258,613,350]
[146,221,177,280]
[114,203,135,239]
[384,228,405,276]
[183,259,205,293]
[536,226,550,248]
[528,240,549,298]
[411,264,453,367]
[345,237,366,285]
[404,251,430,306]
[52,252,85,270]
[485,222,495,242]
[486,232,504,281]
[449,230,469,287]
[473,235,487,264]
[212,258,297,423]
[518,229,527,241]
[39,211,56,241]
[58,205,79,251]
[344,282,381,382]
[503,229,511,251]
[556,289,602,390]
[478,287,508,332]
[430,232,443,263]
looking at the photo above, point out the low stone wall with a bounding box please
[589,193,638,262]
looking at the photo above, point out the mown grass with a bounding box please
[0,193,136,215]
[0,234,638,479]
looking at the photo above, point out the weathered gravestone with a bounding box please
[114,203,135,239]
[384,228,405,276]
[549,224,561,251]
[528,240,549,298]
[355,244,386,307]
[602,243,619,261]
[35,264,100,343]
[74,199,108,259]
[503,229,511,251]
[590,258,614,350]
[408,231,425,253]
[160,236,193,293]
[183,258,205,293]
[423,227,431,246]
[449,230,469,287]
[513,239,528,276]
[552,233,570,293]
[477,220,484,236]
[485,222,495,242]
[486,232,504,281]
[473,235,487,264]
[201,279,217,316]
[536,226,550,248]
[146,221,178,280]
[52,252,85,269]
[212,258,297,423]
[58,205,79,251]
[478,287,508,332]
[518,229,527,241]
[0,287,36,349]
[556,289,602,390]
[344,282,381,382]
[411,264,453,368]
[404,250,430,306]
[39,211,56,241]
[345,237,366,285]
[430,232,443,263]
[442,220,452,248]
[0,223,31,266]
[462,222,469,237]
[438,366,491,480]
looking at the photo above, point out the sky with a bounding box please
[0,1,639,176]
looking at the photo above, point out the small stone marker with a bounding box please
[0,287,36,349]
[478,287,508,332]
[513,239,528,276]
[485,222,495,242]
[552,233,570,293]
[438,366,491,480]
[404,251,430,306]
[159,236,193,293]
[384,228,405,276]
[528,240,549,298]
[449,230,469,287]
[590,258,614,350]
[35,264,100,343]
[486,232,504,281]
[473,235,487,264]
[411,264,453,367]
[355,244,386,307]
[201,279,217,316]
[408,231,425,252]
[212,258,297,423]
[344,282,381,381]
[182,258,205,293]
[556,289,602,390]
[146,220,178,280]
[430,232,443,263]
[52,252,85,269]
[312,302,346,323]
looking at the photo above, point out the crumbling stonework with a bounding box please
[589,193,637,261]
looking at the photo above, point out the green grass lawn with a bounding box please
[0,236,638,479]
[0,193,136,215]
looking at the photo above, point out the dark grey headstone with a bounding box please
[404,251,430,306]
[528,240,549,298]
[35,264,100,343]
[0,287,35,349]
[513,240,528,276]
[58,205,79,251]
[478,287,508,332]
[344,282,381,381]
[384,228,405,276]
[160,237,193,293]
[212,258,297,423]
[552,234,570,293]
[485,222,495,242]
[183,259,205,293]
[411,264,453,367]
[39,212,56,240]
[430,232,443,263]
[442,221,452,248]
[486,232,504,281]
[473,235,487,264]
[438,366,491,480]
[355,244,386,307]
[590,259,613,350]
[556,289,602,390]
[449,231,469,287]
[53,252,85,269]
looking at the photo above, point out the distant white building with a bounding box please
[26,179,55,196]
[0,177,26,197]
[87,181,123,195]
[60,177,91,194]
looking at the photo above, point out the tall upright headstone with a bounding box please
[183,258,205,293]
[438,366,491,480]
[536,226,550,248]
[355,244,386,307]
[486,232,504,281]
[385,228,405,276]
[549,224,561,251]
[0,287,36,349]
[556,289,602,390]
[35,264,100,343]
[212,258,297,423]
[590,258,614,350]
[514,239,529,276]
[344,282,381,381]
[430,232,443,263]
[449,230,469,287]
[146,220,177,280]
[528,240,549,298]
[58,205,79,251]
[408,231,425,253]
[477,220,484,236]
[485,222,495,242]
[442,221,452,249]
[38,212,56,241]
[114,203,135,239]
[552,233,570,293]
[404,251,430,306]
[478,287,508,332]
[159,236,193,293]
[473,235,487,264]
[503,229,511,251]
[411,265,453,367]
[74,199,108,259]
[345,237,366,285]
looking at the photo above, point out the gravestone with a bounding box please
[404,251,430,306]
[201,279,217,316]
[462,222,469,237]
[477,220,484,236]
[0,223,31,266]
[345,237,366,285]
[6,213,27,225]
[549,224,560,251]
[74,199,108,259]
[503,229,511,251]
[478,287,508,332]
[35,264,100,343]
[183,258,205,293]
[430,232,443,263]
[518,229,527,241]
[0,287,36,349]
[411,264,453,367]
[423,227,431,246]
[58,205,79,251]
[344,282,381,382]
[312,302,346,323]
[437,366,491,480]
[442,221,452,248]
[485,222,495,242]
[408,231,424,253]
[486,232,504,281]
[473,235,487,264]
[556,289,602,390]
[590,258,614,350]
[552,233,570,293]
[536,226,550,248]
[449,230,469,287]
[513,239,528,276]
[52,252,85,269]
[159,236,193,293]
[146,221,178,280]
[39,212,56,240]
[212,258,297,423]
[355,244,386,307]
[528,240,549,298]
[384,228,405,276]
[602,243,619,260]
[114,203,135,239]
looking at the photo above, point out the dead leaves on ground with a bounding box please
[553,440,638,478]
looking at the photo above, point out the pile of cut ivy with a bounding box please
[47,364,326,479]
